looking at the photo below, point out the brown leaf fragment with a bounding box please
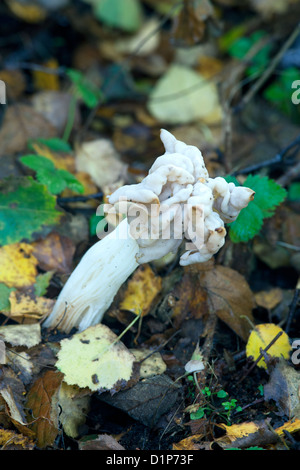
[199,265,256,341]
[216,419,279,449]
[32,231,76,274]
[79,434,125,451]
[25,370,64,448]
[172,433,206,450]
[0,104,56,158]
[264,360,300,419]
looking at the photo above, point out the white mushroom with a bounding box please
[43,130,254,333]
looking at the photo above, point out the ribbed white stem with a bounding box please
[43,219,139,333]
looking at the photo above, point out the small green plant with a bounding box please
[225,174,287,243]
[20,154,84,196]
[188,384,242,425]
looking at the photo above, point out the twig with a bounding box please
[234,22,300,112]
[231,132,300,176]
[285,286,299,335]
[237,330,283,384]
[57,191,103,204]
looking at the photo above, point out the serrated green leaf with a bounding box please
[243,174,287,218]
[229,202,264,243]
[20,155,84,195]
[228,174,286,243]
[0,176,63,245]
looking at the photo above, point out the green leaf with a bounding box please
[91,0,143,32]
[228,30,272,76]
[190,407,205,420]
[229,202,264,243]
[66,68,102,108]
[228,174,287,243]
[0,176,63,245]
[29,138,72,153]
[243,174,287,218]
[20,155,84,195]
[288,182,300,201]
[0,283,15,312]
[217,390,228,398]
[34,271,54,297]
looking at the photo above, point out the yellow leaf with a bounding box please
[5,0,47,23]
[9,290,55,323]
[172,433,206,450]
[275,418,300,436]
[33,59,60,91]
[218,422,260,441]
[120,264,162,316]
[246,323,291,369]
[0,428,34,449]
[0,243,38,289]
[56,324,137,392]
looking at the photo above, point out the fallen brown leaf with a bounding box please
[32,231,76,274]
[25,370,64,448]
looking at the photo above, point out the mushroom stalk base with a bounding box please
[43,219,139,333]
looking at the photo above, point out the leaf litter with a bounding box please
[0,0,299,452]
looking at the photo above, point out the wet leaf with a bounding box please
[79,434,125,450]
[0,176,63,245]
[120,264,162,316]
[173,433,206,450]
[246,324,291,369]
[130,348,167,378]
[25,370,64,448]
[56,324,137,392]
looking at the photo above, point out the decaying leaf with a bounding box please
[6,350,34,385]
[0,243,38,289]
[264,360,300,418]
[147,64,222,125]
[53,382,90,438]
[254,288,283,310]
[246,324,291,369]
[200,264,256,341]
[120,264,162,316]
[0,104,56,158]
[25,370,64,448]
[9,290,55,323]
[130,348,167,378]
[56,324,138,392]
[32,231,76,274]
[0,323,41,348]
[0,428,35,450]
[75,139,126,189]
[79,434,125,450]
[172,433,206,450]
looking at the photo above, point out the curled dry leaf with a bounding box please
[56,324,138,393]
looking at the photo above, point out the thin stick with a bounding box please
[237,330,283,384]
[235,22,300,112]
